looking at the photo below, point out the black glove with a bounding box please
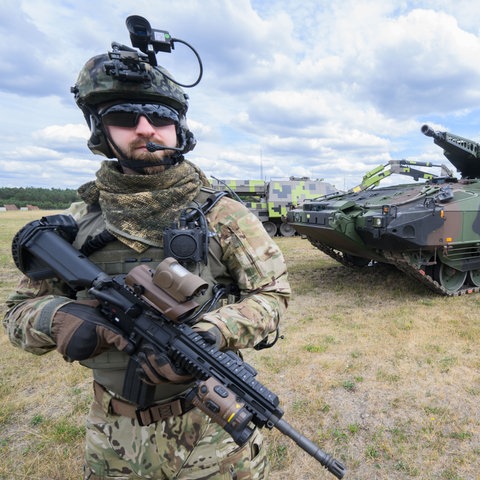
[193,321,225,349]
[51,301,129,361]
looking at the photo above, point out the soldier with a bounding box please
[3,45,291,479]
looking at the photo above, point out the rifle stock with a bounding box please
[12,215,346,479]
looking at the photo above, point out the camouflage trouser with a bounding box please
[83,398,269,479]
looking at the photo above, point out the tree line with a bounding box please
[0,187,79,210]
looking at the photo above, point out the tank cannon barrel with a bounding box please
[421,123,480,178]
[421,124,438,138]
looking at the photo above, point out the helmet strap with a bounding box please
[85,108,115,158]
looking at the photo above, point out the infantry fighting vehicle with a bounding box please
[210,177,336,237]
[286,125,480,295]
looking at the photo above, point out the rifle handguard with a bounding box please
[189,377,255,446]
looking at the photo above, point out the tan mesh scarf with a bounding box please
[78,160,210,252]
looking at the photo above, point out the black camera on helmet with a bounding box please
[103,15,202,88]
[126,15,174,65]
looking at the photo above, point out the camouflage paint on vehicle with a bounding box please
[286,125,480,296]
[211,178,337,237]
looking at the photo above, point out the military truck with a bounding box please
[210,177,336,237]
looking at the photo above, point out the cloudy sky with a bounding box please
[2,0,480,191]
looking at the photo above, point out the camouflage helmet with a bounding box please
[71,53,196,158]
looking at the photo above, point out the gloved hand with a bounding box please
[51,300,130,361]
[193,321,226,349]
[136,321,226,385]
[137,344,193,385]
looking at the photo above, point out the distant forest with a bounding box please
[0,187,79,210]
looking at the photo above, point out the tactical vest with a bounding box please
[72,188,236,402]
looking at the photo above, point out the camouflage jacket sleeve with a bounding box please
[200,196,291,349]
[2,204,87,354]
[2,275,74,355]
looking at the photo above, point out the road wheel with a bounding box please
[433,262,467,293]
[279,222,296,237]
[468,269,480,287]
[262,221,278,237]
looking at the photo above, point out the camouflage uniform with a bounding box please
[4,37,291,479]
[3,171,290,479]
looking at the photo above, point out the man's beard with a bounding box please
[126,140,176,162]
[114,140,178,174]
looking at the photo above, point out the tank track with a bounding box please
[308,239,370,268]
[309,237,480,296]
[381,251,480,296]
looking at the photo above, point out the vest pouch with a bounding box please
[81,350,192,402]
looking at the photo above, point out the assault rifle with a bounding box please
[12,214,346,479]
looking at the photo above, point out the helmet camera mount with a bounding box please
[126,15,174,65]
[104,15,203,88]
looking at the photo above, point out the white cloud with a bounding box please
[1,0,480,190]
[32,124,90,144]
[3,146,62,160]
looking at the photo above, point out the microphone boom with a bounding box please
[146,141,182,152]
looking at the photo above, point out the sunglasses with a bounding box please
[100,103,179,128]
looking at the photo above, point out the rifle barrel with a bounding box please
[275,418,346,479]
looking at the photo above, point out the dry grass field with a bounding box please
[1,211,479,480]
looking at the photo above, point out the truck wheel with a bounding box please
[279,222,296,237]
[262,221,278,237]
